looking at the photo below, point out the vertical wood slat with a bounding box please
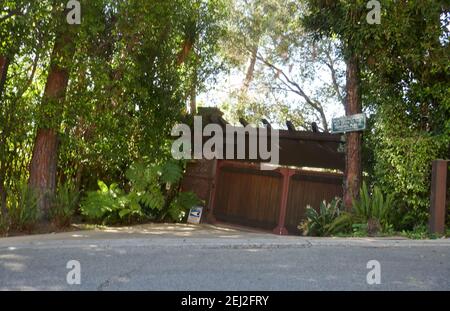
[285,173,343,233]
[213,164,282,230]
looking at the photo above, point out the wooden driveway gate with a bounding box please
[208,161,343,235]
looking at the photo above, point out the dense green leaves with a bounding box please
[299,198,351,237]
[1,0,225,229]
[81,160,200,224]
[352,181,394,232]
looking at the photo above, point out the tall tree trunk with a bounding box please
[343,52,362,210]
[0,55,10,216]
[177,32,197,114]
[0,55,9,101]
[29,129,60,214]
[177,38,194,66]
[241,44,259,95]
[28,9,76,216]
[190,71,197,114]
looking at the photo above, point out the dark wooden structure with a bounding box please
[429,160,449,235]
[209,161,343,234]
[181,108,345,235]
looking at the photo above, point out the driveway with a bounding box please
[0,223,449,290]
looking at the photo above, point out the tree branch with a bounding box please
[256,53,329,131]
[323,45,345,106]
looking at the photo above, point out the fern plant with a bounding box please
[160,160,183,184]
[164,191,201,222]
[80,160,199,224]
[125,161,174,212]
[80,181,124,223]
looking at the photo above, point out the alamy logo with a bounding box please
[171,117,279,170]
[366,0,381,25]
[66,260,81,285]
[66,0,81,25]
[366,260,381,285]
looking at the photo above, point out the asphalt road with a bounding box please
[0,224,449,291]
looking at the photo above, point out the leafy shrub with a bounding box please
[351,223,368,237]
[164,191,201,222]
[298,198,352,236]
[125,160,201,221]
[372,107,449,230]
[80,181,131,224]
[400,225,431,240]
[125,161,167,212]
[49,183,79,228]
[352,182,395,234]
[7,183,40,232]
[80,160,201,224]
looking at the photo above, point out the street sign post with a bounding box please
[331,113,367,134]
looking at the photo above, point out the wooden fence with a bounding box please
[207,161,343,235]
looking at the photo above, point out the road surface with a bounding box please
[0,224,449,290]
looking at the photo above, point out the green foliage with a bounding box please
[371,111,449,229]
[217,0,344,131]
[125,162,166,211]
[1,0,447,235]
[164,191,202,222]
[360,1,449,230]
[0,0,226,230]
[351,223,368,237]
[300,182,397,237]
[160,161,184,185]
[7,183,40,232]
[80,160,201,224]
[352,182,395,233]
[298,198,352,237]
[48,183,79,228]
[80,181,130,224]
[399,224,443,240]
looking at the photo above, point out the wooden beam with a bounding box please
[278,130,343,142]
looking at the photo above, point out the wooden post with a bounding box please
[273,168,293,235]
[429,160,448,234]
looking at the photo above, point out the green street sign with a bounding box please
[331,113,367,134]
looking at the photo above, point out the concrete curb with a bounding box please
[1,235,449,251]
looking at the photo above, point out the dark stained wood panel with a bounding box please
[181,160,215,202]
[213,165,282,230]
[285,172,343,234]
